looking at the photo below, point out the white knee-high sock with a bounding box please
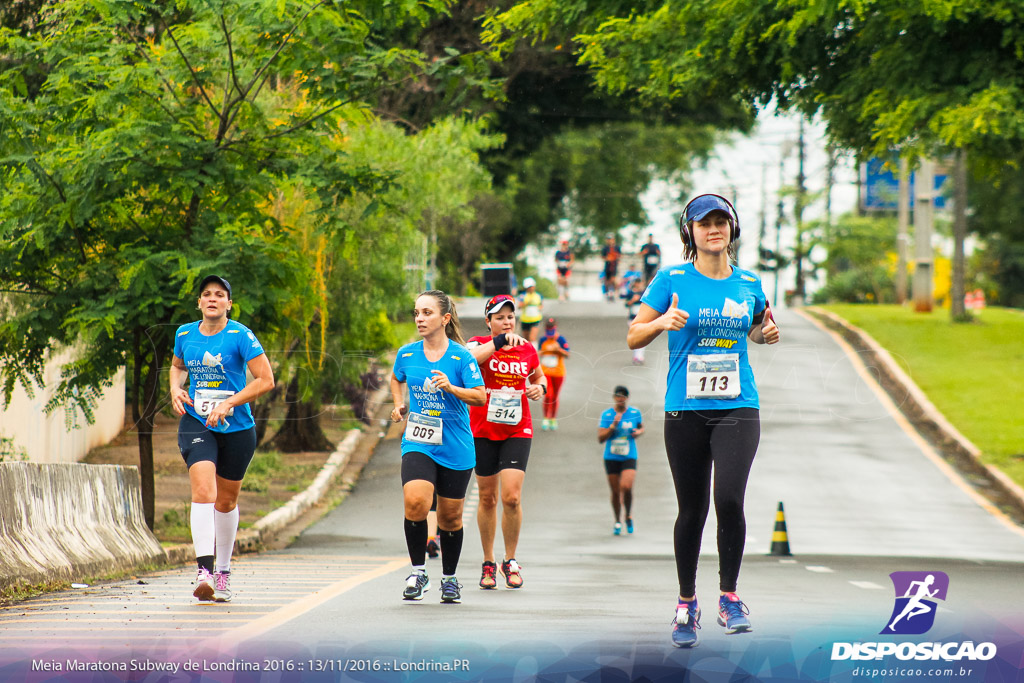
[190,502,216,560]
[214,506,240,573]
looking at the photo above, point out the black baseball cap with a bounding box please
[613,385,629,397]
[199,275,232,298]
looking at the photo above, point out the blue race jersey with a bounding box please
[392,339,484,470]
[641,262,767,412]
[599,406,643,461]
[173,320,266,432]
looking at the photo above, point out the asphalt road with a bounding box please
[2,299,1023,682]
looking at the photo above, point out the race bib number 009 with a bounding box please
[685,353,741,399]
[194,389,236,417]
[405,412,443,445]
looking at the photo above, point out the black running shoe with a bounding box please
[426,537,440,559]
[402,572,430,600]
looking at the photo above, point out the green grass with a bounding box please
[391,321,418,346]
[820,304,1024,486]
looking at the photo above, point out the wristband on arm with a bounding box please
[492,333,507,350]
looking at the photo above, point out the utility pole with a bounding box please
[951,148,968,319]
[758,161,768,275]
[912,157,935,312]
[775,155,786,307]
[896,157,910,304]
[824,143,835,240]
[793,118,806,304]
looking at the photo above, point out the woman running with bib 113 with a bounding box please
[170,275,275,603]
[627,194,780,648]
[391,290,486,604]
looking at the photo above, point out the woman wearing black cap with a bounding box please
[627,194,780,648]
[169,275,275,603]
[596,386,644,536]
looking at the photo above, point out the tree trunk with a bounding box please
[251,381,282,446]
[131,329,162,530]
[267,374,333,452]
[951,148,969,321]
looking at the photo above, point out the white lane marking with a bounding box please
[214,557,408,648]
[849,581,885,590]
[778,559,798,564]
[805,565,834,573]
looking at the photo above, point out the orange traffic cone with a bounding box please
[769,502,792,556]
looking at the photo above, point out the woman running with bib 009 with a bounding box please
[627,194,780,648]
[466,294,546,590]
[391,290,486,604]
[169,275,275,603]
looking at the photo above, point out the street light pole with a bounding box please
[912,158,935,312]
[896,157,910,304]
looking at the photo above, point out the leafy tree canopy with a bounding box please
[487,1,1024,162]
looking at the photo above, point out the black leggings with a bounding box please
[664,408,760,597]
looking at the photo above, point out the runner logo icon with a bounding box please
[881,571,949,635]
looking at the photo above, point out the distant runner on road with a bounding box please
[597,386,644,536]
[639,233,662,285]
[466,294,546,590]
[601,234,621,302]
[390,290,486,604]
[517,278,543,342]
[627,193,780,648]
[538,318,570,431]
[554,239,575,301]
[169,275,276,603]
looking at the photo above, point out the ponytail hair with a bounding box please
[419,290,465,346]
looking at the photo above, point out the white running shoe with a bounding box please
[193,568,215,601]
[213,571,232,602]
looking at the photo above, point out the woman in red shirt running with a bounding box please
[467,294,547,590]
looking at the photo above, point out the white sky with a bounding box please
[634,108,860,303]
[528,108,861,305]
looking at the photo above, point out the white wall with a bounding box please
[0,347,125,463]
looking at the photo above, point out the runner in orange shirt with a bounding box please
[538,318,570,431]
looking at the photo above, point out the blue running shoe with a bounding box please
[613,522,622,536]
[626,518,634,534]
[671,600,701,648]
[440,577,463,604]
[718,593,752,633]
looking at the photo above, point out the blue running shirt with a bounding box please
[392,339,484,470]
[641,263,768,411]
[599,406,643,461]
[173,320,266,432]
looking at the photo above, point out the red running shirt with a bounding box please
[467,335,540,440]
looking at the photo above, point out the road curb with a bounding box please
[799,306,1024,522]
[161,366,395,567]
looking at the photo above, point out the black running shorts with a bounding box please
[474,437,531,477]
[604,458,637,476]
[177,414,257,481]
[400,451,474,500]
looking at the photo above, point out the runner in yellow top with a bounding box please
[517,277,543,343]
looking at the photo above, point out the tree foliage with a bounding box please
[0,0,470,526]
[490,1,1024,161]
